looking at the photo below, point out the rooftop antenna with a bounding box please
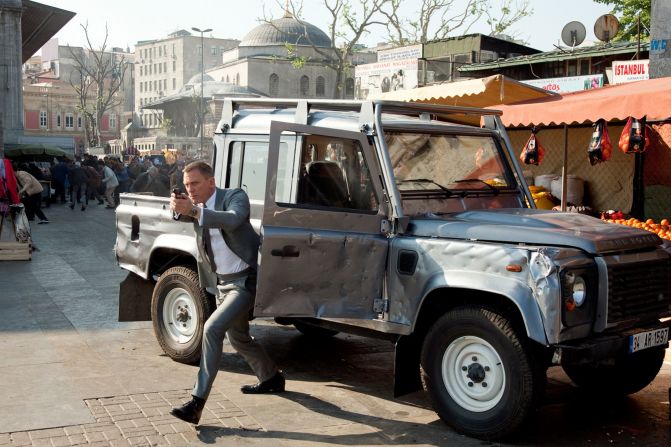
[561,21,586,49]
[594,14,619,44]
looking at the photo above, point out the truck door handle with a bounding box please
[270,245,300,257]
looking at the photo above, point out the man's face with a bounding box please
[183,169,216,204]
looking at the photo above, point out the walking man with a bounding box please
[169,161,284,425]
[99,160,119,209]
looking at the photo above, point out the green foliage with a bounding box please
[593,0,650,41]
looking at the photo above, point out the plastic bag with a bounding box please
[519,129,545,166]
[618,116,649,154]
[588,119,613,165]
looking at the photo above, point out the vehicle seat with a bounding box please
[302,161,350,207]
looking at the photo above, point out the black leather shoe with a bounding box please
[170,396,205,424]
[241,371,285,394]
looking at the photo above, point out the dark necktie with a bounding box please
[201,204,217,272]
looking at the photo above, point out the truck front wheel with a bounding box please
[420,306,543,440]
[562,345,665,395]
[151,266,214,364]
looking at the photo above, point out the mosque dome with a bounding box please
[186,73,215,85]
[239,16,331,48]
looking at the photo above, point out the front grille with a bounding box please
[607,257,671,324]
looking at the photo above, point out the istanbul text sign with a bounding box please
[612,60,650,84]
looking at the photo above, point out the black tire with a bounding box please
[151,265,214,364]
[562,346,665,395]
[293,321,339,338]
[420,306,543,441]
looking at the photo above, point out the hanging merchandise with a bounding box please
[519,127,545,165]
[588,119,613,165]
[618,116,649,154]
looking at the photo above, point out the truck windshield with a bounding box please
[385,132,511,193]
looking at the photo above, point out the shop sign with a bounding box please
[522,74,604,93]
[354,58,419,99]
[612,60,650,84]
[378,44,423,62]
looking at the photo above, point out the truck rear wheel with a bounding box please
[562,345,665,395]
[151,266,213,364]
[420,306,542,440]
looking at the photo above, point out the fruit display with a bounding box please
[529,185,557,210]
[600,212,671,241]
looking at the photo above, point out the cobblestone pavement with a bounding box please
[1,201,670,447]
[0,390,262,447]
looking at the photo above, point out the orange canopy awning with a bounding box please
[496,77,671,127]
[372,74,556,108]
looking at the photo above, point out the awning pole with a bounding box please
[561,124,568,211]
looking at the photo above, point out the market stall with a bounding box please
[495,77,671,221]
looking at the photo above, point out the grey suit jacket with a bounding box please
[187,187,260,290]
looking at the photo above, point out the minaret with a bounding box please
[283,0,292,18]
[0,0,24,149]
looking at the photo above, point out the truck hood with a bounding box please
[406,209,661,254]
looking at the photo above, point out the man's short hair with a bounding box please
[184,161,214,178]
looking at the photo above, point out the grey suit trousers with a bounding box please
[192,274,277,400]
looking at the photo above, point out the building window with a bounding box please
[140,82,143,92]
[39,110,47,128]
[110,114,117,130]
[269,73,279,96]
[197,45,202,55]
[173,78,176,89]
[235,73,240,85]
[345,78,355,98]
[56,113,61,128]
[163,62,167,73]
[65,113,74,129]
[158,63,162,74]
[139,66,143,76]
[77,115,82,129]
[173,60,176,72]
[211,46,217,56]
[300,75,309,97]
[226,75,230,83]
[316,76,325,97]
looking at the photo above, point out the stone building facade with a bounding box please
[134,30,239,132]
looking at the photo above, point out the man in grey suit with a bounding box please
[169,161,284,425]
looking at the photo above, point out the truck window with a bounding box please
[227,141,292,202]
[277,134,378,212]
[385,132,511,190]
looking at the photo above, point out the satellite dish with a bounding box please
[561,21,587,47]
[594,14,619,43]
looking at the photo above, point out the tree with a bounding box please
[382,0,532,46]
[262,0,391,99]
[68,23,127,148]
[593,0,650,42]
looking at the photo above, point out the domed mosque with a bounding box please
[208,6,374,99]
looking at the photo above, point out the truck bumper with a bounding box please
[557,319,671,365]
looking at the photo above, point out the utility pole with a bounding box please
[191,27,212,159]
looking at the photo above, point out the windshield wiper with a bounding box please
[398,178,453,195]
[453,178,500,195]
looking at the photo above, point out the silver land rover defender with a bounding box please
[115,99,671,440]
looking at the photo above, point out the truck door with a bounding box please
[255,121,390,319]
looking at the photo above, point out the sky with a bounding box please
[35,0,614,54]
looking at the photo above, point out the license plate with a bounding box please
[629,328,669,353]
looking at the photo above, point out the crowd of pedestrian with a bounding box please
[16,154,188,225]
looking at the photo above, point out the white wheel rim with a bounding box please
[162,287,199,344]
[442,335,506,412]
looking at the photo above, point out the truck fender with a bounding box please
[418,270,548,345]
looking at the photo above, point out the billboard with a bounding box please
[378,44,423,62]
[522,74,604,94]
[354,58,419,99]
[612,59,650,84]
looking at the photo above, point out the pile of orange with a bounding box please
[601,216,671,241]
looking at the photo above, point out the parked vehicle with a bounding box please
[115,99,671,440]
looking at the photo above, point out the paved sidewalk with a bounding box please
[0,201,669,447]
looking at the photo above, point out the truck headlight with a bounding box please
[570,274,587,307]
[560,267,597,327]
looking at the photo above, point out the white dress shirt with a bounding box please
[199,191,248,274]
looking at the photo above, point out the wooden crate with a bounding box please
[0,241,32,261]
